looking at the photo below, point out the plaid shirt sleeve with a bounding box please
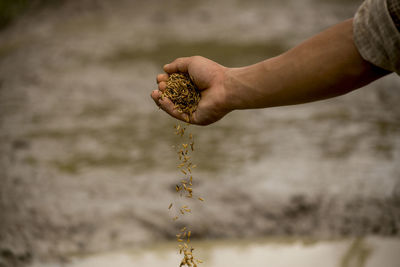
[353,0,400,75]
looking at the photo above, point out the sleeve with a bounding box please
[353,0,400,75]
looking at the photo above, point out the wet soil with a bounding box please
[0,0,399,266]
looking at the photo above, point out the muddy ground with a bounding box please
[0,0,399,266]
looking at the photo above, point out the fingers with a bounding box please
[156,74,168,92]
[159,97,190,122]
[156,73,168,84]
[158,81,167,92]
[150,90,190,123]
[151,90,162,108]
[163,57,192,74]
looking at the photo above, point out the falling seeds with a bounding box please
[165,74,204,266]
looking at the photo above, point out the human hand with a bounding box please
[151,56,231,125]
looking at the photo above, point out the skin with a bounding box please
[151,19,390,126]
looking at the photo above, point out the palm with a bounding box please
[187,57,228,125]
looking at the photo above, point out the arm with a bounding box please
[151,19,390,125]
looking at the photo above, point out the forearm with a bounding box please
[224,19,390,110]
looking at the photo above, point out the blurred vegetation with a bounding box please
[0,0,62,30]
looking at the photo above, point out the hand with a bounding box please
[151,56,231,125]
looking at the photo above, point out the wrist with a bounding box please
[222,67,249,111]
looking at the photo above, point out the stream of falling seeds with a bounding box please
[169,123,204,267]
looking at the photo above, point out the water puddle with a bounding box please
[32,237,400,267]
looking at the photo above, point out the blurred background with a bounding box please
[1,0,400,266]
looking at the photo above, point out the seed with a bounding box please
[198,197,204,201]
[184,250,192,256]
[169,203,173,209]
[178,163,185,168]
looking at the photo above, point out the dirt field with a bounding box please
[1,0,399,266]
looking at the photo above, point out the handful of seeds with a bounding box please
[162,73,201,118]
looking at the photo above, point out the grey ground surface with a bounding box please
[0,0,399,266]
